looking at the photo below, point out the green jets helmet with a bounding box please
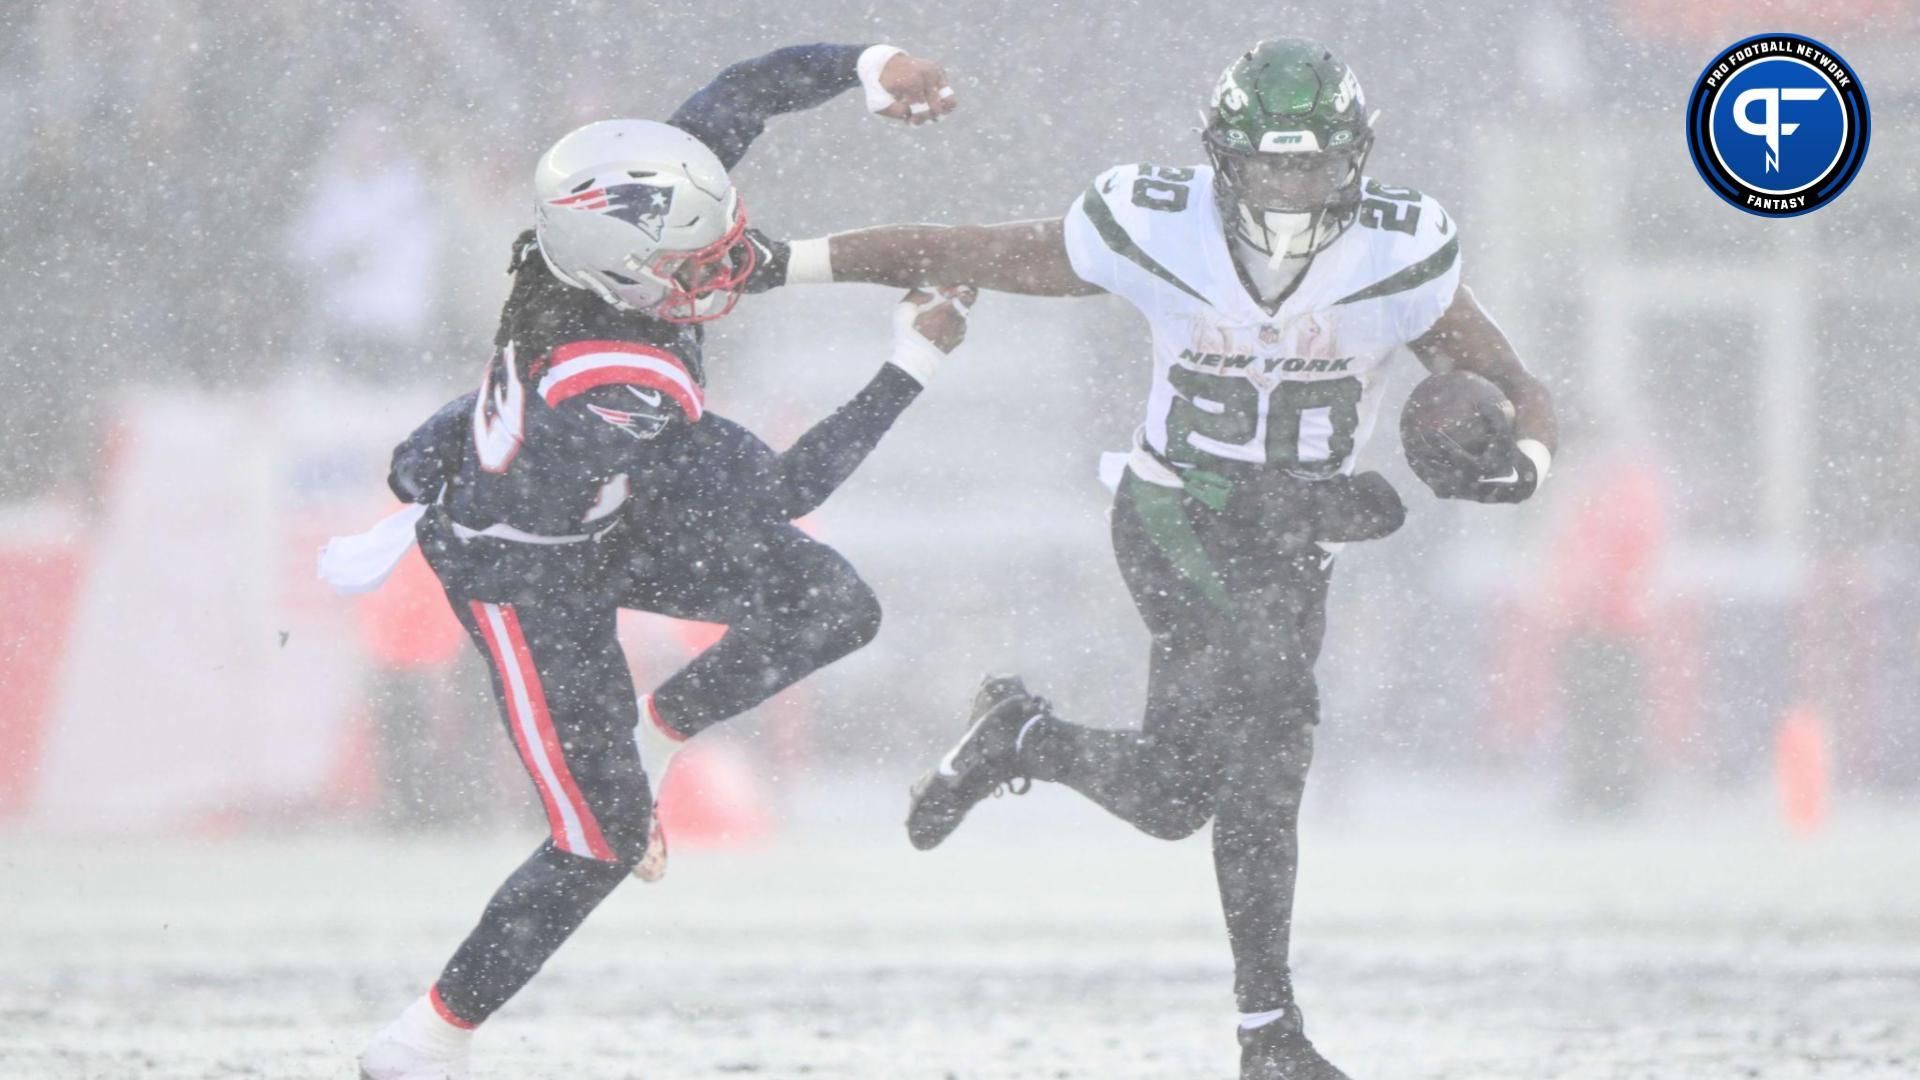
[1203,38,1376,261]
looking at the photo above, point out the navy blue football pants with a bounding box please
[418,501,880,1027]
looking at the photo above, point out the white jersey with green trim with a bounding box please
[1062,163,1461,478]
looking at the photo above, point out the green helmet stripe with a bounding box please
[1206,38,1370,157]
[1080,186,1211,305]
[1333,235,1458,306]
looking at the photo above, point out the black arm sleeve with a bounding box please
[667,43,869,171]
[1238,470,1406,547]
[1304,472,1407,542]
[767,363,923,519]
[388,391,475,503]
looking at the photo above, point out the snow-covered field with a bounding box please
[4,781,1918,1079]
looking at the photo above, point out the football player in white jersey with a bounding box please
[780,37,1556,1080]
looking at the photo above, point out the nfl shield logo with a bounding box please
[1259,325,1280,346]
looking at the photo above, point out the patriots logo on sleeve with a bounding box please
[546,181,677,241]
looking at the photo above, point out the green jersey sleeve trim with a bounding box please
[1332,234,1460,306]
[1080,185,1211,305]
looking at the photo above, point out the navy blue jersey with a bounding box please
[398,43,870,540]
[450,247,707,536]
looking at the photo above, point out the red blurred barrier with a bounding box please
[656,740,774,848]
[1776,704,1831,835]
[356,539,465,669]
[0,516,84,816]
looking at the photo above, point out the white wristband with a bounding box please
[888,296,948,386]
[787,237,833,285]
[857,44,906,113]
[1516,438,1552,484]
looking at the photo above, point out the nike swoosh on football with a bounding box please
[628,386,663,407]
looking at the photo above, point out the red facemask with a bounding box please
[648,199,757,325]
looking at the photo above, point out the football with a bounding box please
[1399,370,1515,487]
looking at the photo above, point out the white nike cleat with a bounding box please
[359,993,473,1080]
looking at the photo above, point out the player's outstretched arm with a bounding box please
[669,44,955,171]
[797,219,1103,297]
[1409,285,1558,503]
[758,287,976,519]
[1306,473,1407,541]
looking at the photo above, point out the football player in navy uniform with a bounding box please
[351,43,967,1080]
[776,39,1557,1080]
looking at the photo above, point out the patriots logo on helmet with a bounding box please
[547,181,677,241]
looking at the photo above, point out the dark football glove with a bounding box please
[741,229,791,294]
[1468,439,1549,503]
[387,392,474,503]
[1409,428,1549,504]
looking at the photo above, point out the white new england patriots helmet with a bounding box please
[532,119,757,323]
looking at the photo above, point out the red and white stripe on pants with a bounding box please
[469,601,616,862]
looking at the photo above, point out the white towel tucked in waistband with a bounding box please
[317,503,427,595]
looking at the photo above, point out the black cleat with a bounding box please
[1238,1010,1352,1080]
[905,674,1042,850]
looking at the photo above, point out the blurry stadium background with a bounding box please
[1,0,1916,840]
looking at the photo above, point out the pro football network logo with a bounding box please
[1686,33,1870,218]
